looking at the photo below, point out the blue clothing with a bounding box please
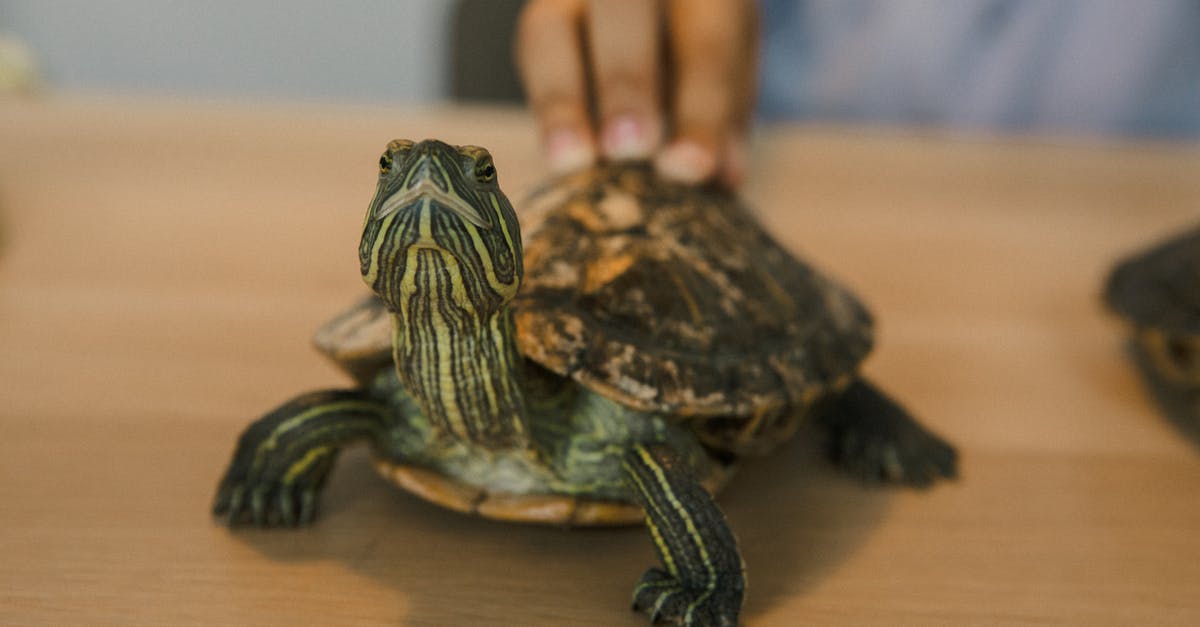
[758,0,1200,137]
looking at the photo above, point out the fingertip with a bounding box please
[655,140,718,184]
[601,114,661,161]
[586,0,663,162]
[660,0,756,186]
[516,0,594,172]
[545,127,597,174]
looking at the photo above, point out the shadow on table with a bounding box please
[230,424,892,624]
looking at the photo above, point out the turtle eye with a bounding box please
[475,158,496,183]
[379,152,393,175]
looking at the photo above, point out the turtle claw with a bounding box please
[278,490,296,526]
[213,485,245,525]
[632,568,740,627]
[300,490,319,525]
[274,487,318,527]
[250,489,269,526]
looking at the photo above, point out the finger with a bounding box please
[587,0,663,161]
[726,0,759,140]
[719,2,759,188]
[656,0,753,184]
[516,0,596,172]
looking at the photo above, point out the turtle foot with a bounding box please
[821,379,958,488]
[211,389,387,527]
[632,568,741,627]
[210,414,336,528]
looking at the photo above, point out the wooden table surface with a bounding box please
[2,96,1198,626]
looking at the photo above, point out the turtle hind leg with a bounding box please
[213,389,389,527]
[621,444,744,627]
[816,379,958,488]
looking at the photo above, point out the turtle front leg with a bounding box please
[213,389,388,527]
[621,444,744,627]
[817,378,958,487]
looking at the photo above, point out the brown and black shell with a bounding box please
[514,164,873,423]
[1105,225,1200,385]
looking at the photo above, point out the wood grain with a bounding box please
[1,96,1198,626]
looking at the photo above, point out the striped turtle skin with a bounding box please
[1105,225,1200,421]
[215,140,957,626]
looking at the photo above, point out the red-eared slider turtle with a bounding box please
[1105,226,1200,415]
[214,139,957,626]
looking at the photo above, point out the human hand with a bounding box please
[516,0,759,187]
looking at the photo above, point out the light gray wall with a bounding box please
[0,0,455,103]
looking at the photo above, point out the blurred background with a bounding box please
[0,0,524,104]
[0,0,1197,137]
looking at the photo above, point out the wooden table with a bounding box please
[2,96,1198,626]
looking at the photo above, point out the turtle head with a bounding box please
[360,139,523,315]
[358,140,530,448]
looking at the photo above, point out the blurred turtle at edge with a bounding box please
[1105,225,1200,432]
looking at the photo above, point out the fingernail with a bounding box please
[655,141,717,184]
[545,128,595,174]
[602,114,658,161]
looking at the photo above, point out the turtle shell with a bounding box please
[1105,225,1200,385]
[513,164,873,423]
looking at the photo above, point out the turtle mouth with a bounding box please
[372,179,492,229]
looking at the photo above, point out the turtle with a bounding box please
[213,139,958,626]
[1104,225,1200,422]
